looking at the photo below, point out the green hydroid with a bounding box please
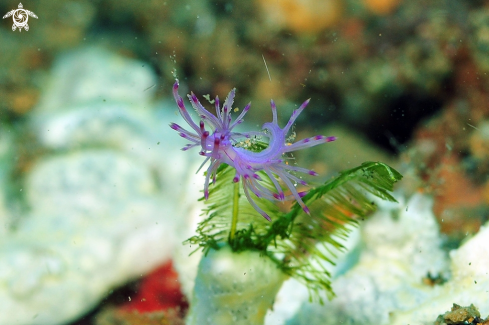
[186,161,402,302]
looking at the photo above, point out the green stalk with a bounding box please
[229,181,239,243]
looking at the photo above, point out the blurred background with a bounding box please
[1,0,489,324]
[5,0,487,150]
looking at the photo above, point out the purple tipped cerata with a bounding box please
[170,79,336,221]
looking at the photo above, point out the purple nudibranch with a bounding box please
[170,79,336,220]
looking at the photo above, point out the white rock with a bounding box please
[390,223,489,324]
[267,190,489,325]
[277,193,449,325]
[35,47,157,113]
[0,48,197,325]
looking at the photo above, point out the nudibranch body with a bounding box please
[170,80,335,220]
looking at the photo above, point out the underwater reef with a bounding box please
[3,0,489,324]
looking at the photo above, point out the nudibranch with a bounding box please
[170,80,336,220]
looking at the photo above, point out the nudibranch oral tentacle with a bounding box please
[170,79,336,220]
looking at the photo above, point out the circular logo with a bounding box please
[13,9,28,28]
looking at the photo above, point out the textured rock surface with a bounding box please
[268,193,450,325]
[0,48,195,325]
[391,222,489,324]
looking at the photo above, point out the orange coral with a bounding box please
[257,0,343,34]
[363,0,401,15]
